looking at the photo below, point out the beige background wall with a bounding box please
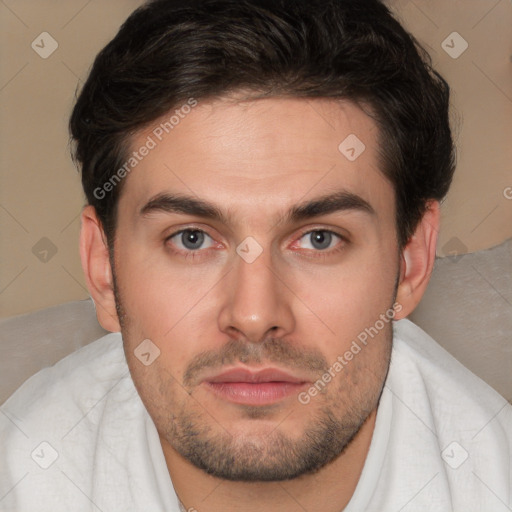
[1,0,511,318]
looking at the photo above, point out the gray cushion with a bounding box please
[0,299,107,404]
[410,238,512,402]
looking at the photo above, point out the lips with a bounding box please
[203,367,309,406]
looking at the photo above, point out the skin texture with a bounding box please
[80,95,439,512]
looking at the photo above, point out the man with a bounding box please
[1,0,511,511]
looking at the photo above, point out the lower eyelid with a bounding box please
[288,229,348,254]
[167,229,214,249]
[166,228,346,254]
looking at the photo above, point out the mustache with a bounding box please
[183,337,329,387]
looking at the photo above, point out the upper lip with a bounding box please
[204,367,308,384]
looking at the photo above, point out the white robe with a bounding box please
[1,319,511,511]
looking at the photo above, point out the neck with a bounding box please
[162,407,377,512]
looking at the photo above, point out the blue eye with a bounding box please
[299,230,341,250]
[169,229,214,251]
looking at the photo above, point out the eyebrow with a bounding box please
[139,190,375,225]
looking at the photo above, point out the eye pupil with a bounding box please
[310,230,332,250]
[182,230,204,250]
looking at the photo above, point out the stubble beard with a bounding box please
[112,265,393,482]
[164,376,387,481]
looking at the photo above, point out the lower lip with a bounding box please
[205,382,307,406]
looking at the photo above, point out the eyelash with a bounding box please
[164,227,348,261]
[293,228,348,260]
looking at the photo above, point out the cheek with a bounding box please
[115,253,227,379]
[286,248,398,350]
[115,242,218,329]
[125,352,192,435]
[115,224,398,378]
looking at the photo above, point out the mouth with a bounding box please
[202,367,309,406]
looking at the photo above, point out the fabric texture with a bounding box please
[0,319,511,512]
[0,299,108,404]
[410,237,512,402]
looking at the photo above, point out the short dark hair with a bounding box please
[70,0,455,249]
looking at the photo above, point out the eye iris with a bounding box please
[182,230,204,250]
[310,230,332,250]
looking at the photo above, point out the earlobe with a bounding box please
[79,205,121,332]
[394,201,440,320]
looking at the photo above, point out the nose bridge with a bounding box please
[218,244,294,342]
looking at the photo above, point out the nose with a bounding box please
[217,247,295,344]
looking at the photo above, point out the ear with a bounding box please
[394,200,440,320]
[79,205,121,332]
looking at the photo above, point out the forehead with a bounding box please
[118,95,393,226]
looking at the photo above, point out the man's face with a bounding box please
[112,95,399,481]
